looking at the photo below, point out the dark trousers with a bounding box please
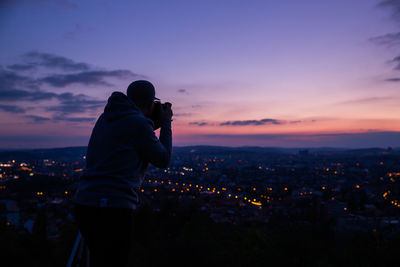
[74,204,135,267]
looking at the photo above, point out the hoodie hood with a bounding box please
[103,91,141,121]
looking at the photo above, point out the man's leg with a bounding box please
[74,204,135,267]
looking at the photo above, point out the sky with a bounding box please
[0,0,400,149]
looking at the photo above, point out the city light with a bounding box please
[2,145,400,256]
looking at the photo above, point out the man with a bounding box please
[73,80,173,267]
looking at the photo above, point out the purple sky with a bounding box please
[0,0,400,149]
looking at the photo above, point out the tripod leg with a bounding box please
[67,232,82,267]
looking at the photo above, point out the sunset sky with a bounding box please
[0,0,400,148]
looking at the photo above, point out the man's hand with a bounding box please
[161,102,173,121]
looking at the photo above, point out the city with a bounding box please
[1,146,400,266]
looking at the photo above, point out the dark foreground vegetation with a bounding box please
[2,204,400,267]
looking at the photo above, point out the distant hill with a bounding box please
[0,145,398,162]
[0,146,87,161]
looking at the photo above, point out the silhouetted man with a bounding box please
[73,80,172,267]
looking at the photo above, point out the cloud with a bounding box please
[0,69,56,102]
[56,0,77,9]
[378,0,400,21]
[385,77,400,82]
[22,51,91,72]
[189,121,209,126]
[0,0,77,9]
[6,64,36,71]
[174,113,192,117]
[390,55,400,69]
[369,32,400,46]
[0,104,26,113]
[0,88,105,116]
[0,67,106,114]
[47,92,106,113]
[40,69,139,87]
[0,67,39,91]
[62,23,93,40]
[0,88,58,102]
[0,51,148,124]
[18,51,144,88]
[188,118,311,127]
[52,114,96,122]
[2,52,144,89]
[371,2,400,74]
[220,118,284,126]
[337,96,394,104]
[0,96,100,122]
[177,89,189,94]
[24,115,51,122]
[0,51,143,113]
[185,131,400,148]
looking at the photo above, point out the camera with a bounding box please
[149,101,171,130]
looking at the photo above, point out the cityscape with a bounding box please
[1,146,400,266]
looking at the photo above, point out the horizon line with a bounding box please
[0,144,399,152]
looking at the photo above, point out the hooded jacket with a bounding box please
[73,91,172,210]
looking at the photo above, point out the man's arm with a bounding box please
[138,118,172,169]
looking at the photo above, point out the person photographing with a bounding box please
[73,80,172,267]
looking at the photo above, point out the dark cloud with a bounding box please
[0,0,77,9]
[6,64,36,71]
[23,51,91,72]
[47,92,106,113]
[220,118,284,126]
[378,0,400,21]
[0,68,105,114]
[0,52,145,123]
[53,114,96,122]
[60,93,104,106]
[10,52,145,90]
[0,104,26,113]
[0,69,56,101]
[337,96,394,104]
[56,0,77,8]
[385,77,400,82]
[189,118,309,127]
[40,69,140,87]
[177,89,189,94]
[62,23,93,40]
[22,113,96,123]
[390,55,400,69]
[0,88,104,115]
[192,132,400,148]
[0,88,58,102]
[25,115,51,122]
[174,113,192,117]
[189,121,209,126]
[369,32,400,46]
[0,0,35,9]
[2,52,144,90]
[372,1,400,76]
[0,68,39,92]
